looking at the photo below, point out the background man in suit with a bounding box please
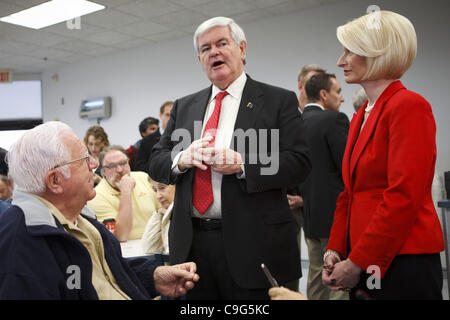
[128,117,160,171]
[149,16,311,299]
[134,117,161,173]
[288,65,327,280]
[297,64,326,112]
[159,101,174,134]
[301,73,349,299]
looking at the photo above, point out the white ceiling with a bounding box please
[0,0,346,74]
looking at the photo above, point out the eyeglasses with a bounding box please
[103,160,129,170]
[53,151,90,170]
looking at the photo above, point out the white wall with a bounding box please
[40,0,450,258]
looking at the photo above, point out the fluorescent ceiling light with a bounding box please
[0,0,105,30]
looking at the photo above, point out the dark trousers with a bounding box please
[350,253,443,300]
[186,219,272,300]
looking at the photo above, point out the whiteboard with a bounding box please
[0,80,42,120]
[0,129,27,150]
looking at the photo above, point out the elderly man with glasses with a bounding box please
[87,145,161,242]
[0,121,198,299]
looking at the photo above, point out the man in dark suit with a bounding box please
[301,73,349,300]
[130,117,160,172]
[149,16,311,299]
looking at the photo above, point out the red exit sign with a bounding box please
[0,70,12,83]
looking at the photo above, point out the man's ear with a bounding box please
[45,170,64,195]
[7,178,13,191]
[319,89,328,102]
[240,41,247,62]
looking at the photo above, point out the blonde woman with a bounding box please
[270,11,445,300]
[322,10,444,300]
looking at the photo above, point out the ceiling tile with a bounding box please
[55,53,88,64]
[12,30,69,47]
[245,0,291,9]
[43,21,108,39]
[91,0,135,8]
[191,0,255,16]
[168,0,213,6]
[83,45,118,56]
[0,54,44,69]
[0,21,30,38]
[85,30,134,45]
[0,38,40,54]
[115,0,182,18]
[81,8,142,28]
[151,9,210,27]
[0,49,11,56]
[0,1,23,16]
[117,20,170,37]
[23,47,75,61]
[264,0,319,15]
[231,9,273,25]
[52,39,107,54]
[0,0,48,11]
[145,29,188,42]
[111,37,153,50]
[317,0,345,4]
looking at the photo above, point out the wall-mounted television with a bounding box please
[80,97,112,120]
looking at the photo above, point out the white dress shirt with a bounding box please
[304,102,325,111]
[173,71,247,219]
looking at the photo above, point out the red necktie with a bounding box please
[192,91,229,215]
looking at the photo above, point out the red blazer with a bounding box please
[327,81,444,278]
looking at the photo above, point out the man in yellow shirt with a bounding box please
[88,146,160,241]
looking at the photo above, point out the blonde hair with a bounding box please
[337,10,417,80]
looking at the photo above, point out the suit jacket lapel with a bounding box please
[233,75,264,133]
[348,80,405,181]
[342,109,364,188]
[189,86,212,141]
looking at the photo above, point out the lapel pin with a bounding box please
[246,102,254,109]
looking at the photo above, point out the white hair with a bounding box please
[193,16,246,53]
[7,121,73,194]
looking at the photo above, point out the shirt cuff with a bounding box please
[171,151,188,174]
[236,163,245,179]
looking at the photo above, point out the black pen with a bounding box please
[261,263,279,287]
